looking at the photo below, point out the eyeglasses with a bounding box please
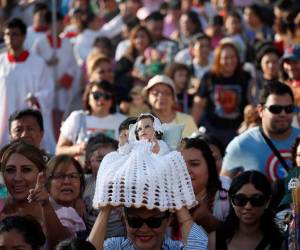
[264,104,294,114]
[149,90,172,97]
[91,91,112,101]
[231,193,268,207]
[125,213,169,228]
[51,172,81,181]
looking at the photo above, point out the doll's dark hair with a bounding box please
[135,114,163,140]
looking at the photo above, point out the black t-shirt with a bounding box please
[197,71,251,128]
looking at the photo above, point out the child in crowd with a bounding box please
[83,133,125,237]
[123,85,150,117]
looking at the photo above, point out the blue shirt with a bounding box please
[222,127,300,182]
[103,223,208,250]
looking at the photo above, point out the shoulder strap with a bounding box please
[76,110,87,143]
[259,127,290,172]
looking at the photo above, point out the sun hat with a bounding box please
[143,74,177,102]
[93,140,197,211]
[281,45,300,62]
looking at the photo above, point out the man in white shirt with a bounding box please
[0,18,55,153]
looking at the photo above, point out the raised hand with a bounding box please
[27,172,50,207]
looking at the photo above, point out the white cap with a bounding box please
[144,75,177,102]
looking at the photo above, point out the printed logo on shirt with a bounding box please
[265,150,292,182]
[213,85,241,119]
[87,128,115,140]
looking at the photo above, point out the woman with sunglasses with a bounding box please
[88,205,207,250]
[56,80,126,158]
[208,170,285,249]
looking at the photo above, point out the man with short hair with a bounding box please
[0,18,55,153]
[23,2,49,50]
[221,81,300,182]
[281,44,300,123]
[144,11,179,64]
[9,109,44,149]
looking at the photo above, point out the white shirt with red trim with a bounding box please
[0,50,55,153]
[33,34,81,111]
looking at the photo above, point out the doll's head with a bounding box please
[135,114,163,140]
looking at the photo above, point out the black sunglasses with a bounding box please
[264,104,294,114]
[125,213,169,228]
[231,193,268,207]
[91,91,112,101]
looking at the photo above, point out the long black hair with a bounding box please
[223,171,283,245]
[180,137,222,197]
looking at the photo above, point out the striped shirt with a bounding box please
[103,223,208,250]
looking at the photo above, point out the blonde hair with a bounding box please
[86,50,111,78]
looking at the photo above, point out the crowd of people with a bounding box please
[0,0,300,249]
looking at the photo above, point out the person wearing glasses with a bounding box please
[208,170,285,249]
[143,74,198,138]
[46,154,86,230]
[0,140,72,249]
[88,139,208,250]
[56,80,126,157]
[221,81,300,185]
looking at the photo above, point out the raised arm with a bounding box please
[28,172,72,249]
[88,206,112,250]
[56,135,85,156]
[176,206,208,249]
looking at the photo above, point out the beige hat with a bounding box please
[143,74,177,102]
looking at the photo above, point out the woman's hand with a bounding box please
[176,207,193,245]
[191,200,221,233]
[75,142,86,155]
[27,172,50,207]
[151,139,160,154]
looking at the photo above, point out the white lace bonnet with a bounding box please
[93,140,197,211]
[128,113,163,141]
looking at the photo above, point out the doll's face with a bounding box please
[136,118,155,140]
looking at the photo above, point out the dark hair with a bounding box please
[0,215,45,250]
[94,37,114,58]
[145,11,164,22]
[181,11,203,34]
[85,132,118,161]
[56,238,96,250]
[291,135,300,167]
[196,133,225,157]
[9,109,44,133]
[118,117,138,134]
[180,137,222,197]
[82,80,116,114]
[245,3,264,23]
[258,80,294,104]
[126,25,152,59]
[190,32,211,45]
[223,171,283,244]
[135,114,163,140]
[164,63,191,85]
[4,18,27,35]
[226,11,242,22]
[0,140,47,172]
[33,2,48,14]
[45,11,63,25]
[47,155,85,197]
